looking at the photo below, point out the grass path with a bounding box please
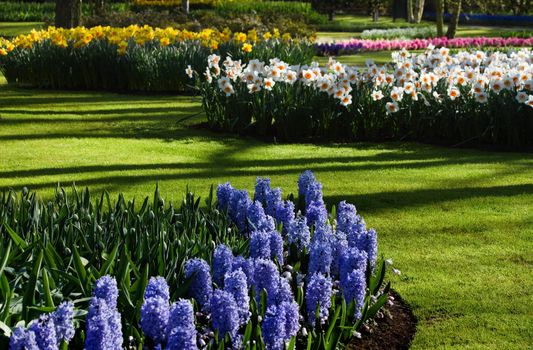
[0,22,43,37]
[0,85,532,349]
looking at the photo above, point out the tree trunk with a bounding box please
[435,0,444,37]
[182,0,189,14]
[55,0,82,28]
[446,0,461,39]
[406,0,414,23]
[413,0,425,23]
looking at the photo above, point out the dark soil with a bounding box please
[348,290,417,350]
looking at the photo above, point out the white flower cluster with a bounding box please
[192,48,533,113]
[360,27,437,40]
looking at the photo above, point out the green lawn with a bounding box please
[0,84,532,349]
[0,21,43,37]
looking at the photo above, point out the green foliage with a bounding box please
[0,38,315,92]
[0,185,243,347]
[0,2,129,22]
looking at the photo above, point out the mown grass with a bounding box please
[0,84,532,349]
[0,21,43,37]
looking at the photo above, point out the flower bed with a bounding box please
[0,172,391,349]
[190,48,533,148]
[0,26,315,92]
[360,27,437,40]
[317,36,533,56]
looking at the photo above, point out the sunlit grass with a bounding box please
[0,85,532,349]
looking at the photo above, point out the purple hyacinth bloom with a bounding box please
[339,247,368,281]
[216,182,233,211]
[254,177,271,204]
[275,200,295,233]
[331,231,348,277]
[336,201,358,233]
[93,275,119,309]
[224,269,250,325]
[167,299,198,350]
[308,225,333,276]
[52,301,75,344]
[232,256,254,287]
[279,301,300,340]
[305,182,323,208]
[141,277,170,345]
[141,297,169,345]
[250,230,271,260]
[210,290,240,340]
[247,201,274,232]
[345,217,367,248]
[84,297,123,350]
[344,269,366,319]
[287,217,310,252]
[298,170,316,196]
[10,328,38,350]
[230,190,252,232]
[262,305,285,350]
[253,259,280,305]
[213,244,234,286]
[269,230,284,265]
[28,314,58,350]
[265,188,282,218]
[144,276,170,301]
[305,273,333,327]
[185,258,213,312]
[276,277,294,305]
[306,200,328,228]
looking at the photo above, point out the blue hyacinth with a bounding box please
[254,177,271,204]
[336,201,358,233]
[275,200,295,233]
[229,189,252,232]
[276,277,294,305]
[93,275,119,309]
[269,230,284,265]
[305,182,323,208]
[262,305,286,350]
[339,247,368,281]
[331,231,349,277]
[298,170,316,196]
[344,269,366,319]
[28,314,58,350]
[141,277,170,346]
[210,289,240,341]
[265,187,282,218]
[167,299,198,350]
[306,200,328,228]
[287,217,310,252]
[144,276,170,301]
[85,297,123,350]
[216,182,233,211]
[213,244,234,286]
[305,273,333,326]
[10,327,38,350]
[247,201,274,232]
[185,258,213,312]
[52,301,75,345]
[232,256,255,287]
[308,225,333,276]
[250,230,271,260]
[280,301,300,341]
[224,269,250,325]
[253,259,280,305]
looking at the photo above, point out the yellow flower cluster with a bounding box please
[0,25,310,56]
